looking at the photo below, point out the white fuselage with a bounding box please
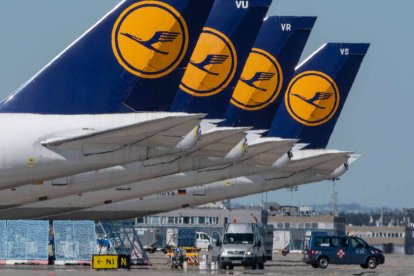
[0,125,254,207]
[0,113,195,189]
[0,138,291,212]
[36,154,350,220]
[0,131,292,211]
[0,150,347,219]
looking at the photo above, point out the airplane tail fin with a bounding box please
[267,43,370,148]
[222,16,316,129]
[170,0,272,118]
[0,0,214,114]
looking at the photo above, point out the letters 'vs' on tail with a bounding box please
[267,43,370,148]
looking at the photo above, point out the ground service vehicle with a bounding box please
[171,248,186,269]
[217,223,266,270]
[196,232,212,250]
[303,235,385,269]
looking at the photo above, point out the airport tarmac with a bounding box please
[0,253,413,276]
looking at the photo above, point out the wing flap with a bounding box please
[243,138,297,166]
[177,127,250,158]
[193,127,250,158]
[41,114,204,152]
[198,133,247,158]
[263,151,352,179]
[141,117,201,148]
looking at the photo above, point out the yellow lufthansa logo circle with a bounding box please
[230,48,283,111]
[285,71,340,126]
[179,27,237,97]
[112,1,188,79]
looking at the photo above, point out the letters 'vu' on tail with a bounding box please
[170,0,273,118]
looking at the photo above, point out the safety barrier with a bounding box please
[0,220,49,264]
[53,221,96,265]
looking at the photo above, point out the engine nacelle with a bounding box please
[176,125,201,150]
[330,162,349,179]
[225,137,247,159]
[272,151,292,169]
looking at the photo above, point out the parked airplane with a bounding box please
[8,43,368,220]
[0,15,316,218]
[0,1,368,220]
[0,41,370,219]
[0,0,216,189]
[41,151,358,220]
[2,0,291,209]
[0,0,272,193]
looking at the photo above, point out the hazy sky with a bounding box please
[0,0,413,208]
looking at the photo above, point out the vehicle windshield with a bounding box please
[351,237,368,248]
[223,233,254,245]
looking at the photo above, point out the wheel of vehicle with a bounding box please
[367,256,378,269]
[311,263,319,268]
[218,261,225,270]
[317,256,329,269]
[360,264,368,269]
[257,255,265,269]
[258,262,265,269]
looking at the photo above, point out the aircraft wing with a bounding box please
[41,113,204,154]
[242,138,297,166]
[262,150,353,179]
[22,151,356,221]
[190,127,250,158]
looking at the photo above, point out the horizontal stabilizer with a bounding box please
[246,130,268,143]
[199,119,223,132]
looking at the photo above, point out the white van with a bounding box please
[196,232,212,250]
[216,223,266,270]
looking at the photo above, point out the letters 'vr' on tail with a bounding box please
[0,0,215,114]
[222,16,316,129]
[170,0,273,119]
[267,43,370,149]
